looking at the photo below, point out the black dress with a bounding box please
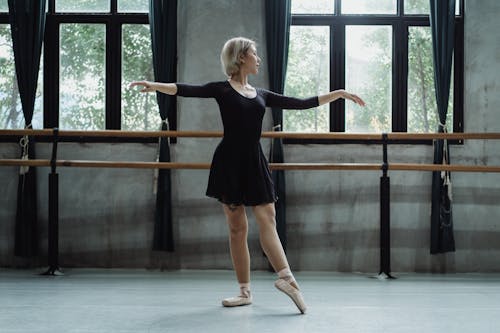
[176,80,319,206]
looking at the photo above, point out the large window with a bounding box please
[0,0,162,133]
[0,0,158,130]
[285,0,464,137]
[44,0,157,131]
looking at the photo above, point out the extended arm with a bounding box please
[264,89,365,110]
[264,90,319,110]
[129,81,217,98]
[129,81,177,95]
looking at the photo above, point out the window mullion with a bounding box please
[106,18,121,129]
[331,22,345,132]
[111,0,117,14]
[392,20,407,132]
[453,18,464,134]
[44,13,59,128]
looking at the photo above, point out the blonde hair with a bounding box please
[220,37,256,77]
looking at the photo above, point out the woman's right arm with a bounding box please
[129,81,218,99]
[129,81,177,95]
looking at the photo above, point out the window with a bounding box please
[0,24,43,129]
[407,26,454,133]
[41,0,159,133]
[342,0,396,14]
[56,0,110,13]
[285,0,464,137]
[284,26,330,132]
[345,25,392,132]
[60,24,106,130]
[121,24,157,131]
[118,0,148,13]
[291,0,334,14]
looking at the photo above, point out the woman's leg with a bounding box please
[222,204,251,306]
[252,203,306,313]
[251,203,299,290]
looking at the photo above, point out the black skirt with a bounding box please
[206,140,277,206]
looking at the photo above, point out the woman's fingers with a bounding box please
[129,81,145,88]
[347,93,366,107]
[129,81,153,92]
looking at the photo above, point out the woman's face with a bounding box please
[241,46,261,75]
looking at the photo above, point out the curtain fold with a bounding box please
[9,0,46,257]
[265,0,291,251]
[149,0,177,251]
[429,0,456,254]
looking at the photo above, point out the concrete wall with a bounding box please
[1,0,499,272]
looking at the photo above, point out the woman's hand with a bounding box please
[129,81,177,95]
[318,89,366,107]
[340,90,366,107]
[129,80,156,93]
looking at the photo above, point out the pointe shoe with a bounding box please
[274,278,307,314]
[222,290,252,307]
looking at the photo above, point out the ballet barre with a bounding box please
[1,129,500,277]
[2,159,500,173]
[2,128,500,140]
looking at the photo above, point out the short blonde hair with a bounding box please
[220,37,256,77]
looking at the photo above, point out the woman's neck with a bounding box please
[230,73,249,87]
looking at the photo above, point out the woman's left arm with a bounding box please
[264,89,365,110]
[318,90,365,107]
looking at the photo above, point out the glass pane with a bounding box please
[284,26,330,132]
[60,24,105,130]
[118,0,148,13]
[291,0,334,14]
[405,0,460,15]
[121,24,158,131]
[342,0,396,14]
[345,25,392,132]
[407,27,453,133]
[0,0,8,12]
[0,25,43,129]
[56,0,109,13]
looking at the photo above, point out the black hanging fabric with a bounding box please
[149,0,177,251]
[265,0,292,251]
[9,0,46,257]
[429,0,456,254]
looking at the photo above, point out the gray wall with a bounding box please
[1,0,499,272]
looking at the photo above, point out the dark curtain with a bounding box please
[429,0,456,254]
[9,0,46,257]
[265,0,291,251]
[149,0,177,251]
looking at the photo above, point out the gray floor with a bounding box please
[1,269,499,333]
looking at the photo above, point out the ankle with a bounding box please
[277,267,299,290]
[239,283,251,297]
[277,268,295,283]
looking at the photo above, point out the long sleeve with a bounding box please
[261,89,319,110]
[176,82,219,98]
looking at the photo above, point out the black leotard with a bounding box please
[176,80,319,206]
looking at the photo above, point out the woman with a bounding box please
[130,37,365,314]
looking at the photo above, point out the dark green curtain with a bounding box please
[265,0,291,251]
[149,0,177,251]
[429,0,456,254]
[9,0,46,257]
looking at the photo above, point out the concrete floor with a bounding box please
[0,269,499,333]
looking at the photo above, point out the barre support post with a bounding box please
[378,133,395,279]
[42,128,63,276]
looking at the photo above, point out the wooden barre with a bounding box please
[2,159,500,172]
[2,129,500,140]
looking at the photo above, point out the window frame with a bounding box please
[284,0,464,145]
[43,0,165,139]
